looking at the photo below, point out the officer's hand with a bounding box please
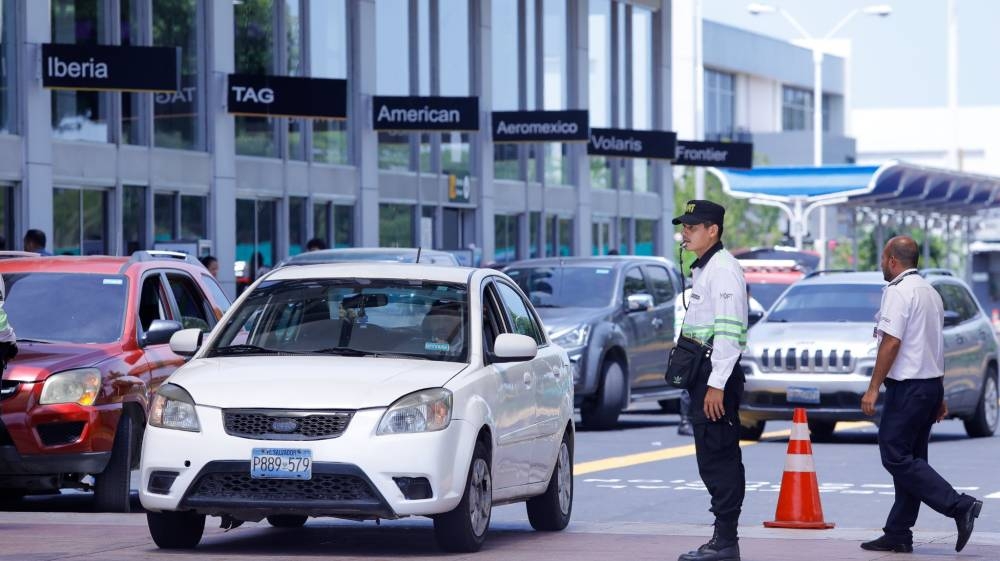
[935,400,948,422]
[861,388,878,417]
[704,387,725,421]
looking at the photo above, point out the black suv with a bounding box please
[505,257,683,428]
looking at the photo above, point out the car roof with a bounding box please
[0,254,206,276]
[796,271,886,285]
[264,262,477,284]
[505,255,678,269]
[282,247,457,264]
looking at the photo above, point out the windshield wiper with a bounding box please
[209,344,285,356]
[311,346,370,357]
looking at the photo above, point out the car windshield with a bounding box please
[748,282,792,310]
[210,278,470,362]
[767,283,885,323]
[4,273,128,343]
[505,266,616,308]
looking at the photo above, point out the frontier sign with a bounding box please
[675,140,753,169]
[42,43,180,92]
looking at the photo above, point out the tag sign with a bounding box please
[491,110,589,143]
[675,140,753,169]
[373,96,479,131]
[228,74,347,120]
[42,43,180,93]
[587,128,677,160]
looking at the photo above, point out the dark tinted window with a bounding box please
[495,282,544,344]
[748,282,792,310]
[768,283,884,323]
[168,274,212,332]
[505,266,616,308]
[5,273,128,343]
[645,265,675,305]
[201,274,232,313]
[935,283,978,322]
[623,267,648,299]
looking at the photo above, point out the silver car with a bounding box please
[739,271,999,440]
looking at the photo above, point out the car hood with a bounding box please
[4,342,118,382]
[747,321,876,355]
[168,356,469,409]
[536,307,611,334]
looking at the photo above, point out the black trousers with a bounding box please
[879,377,969,541]
[690,363,745,525]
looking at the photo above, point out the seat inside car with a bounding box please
[422,299,464,347]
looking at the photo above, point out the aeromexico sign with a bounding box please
[373,96,479,131]
[42,43,180,92]
[587,128,677,160]
[675,140,753,169]
[491,110,589,142]
[228,74,347,119]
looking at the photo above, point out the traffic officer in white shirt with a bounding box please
[673,200,747,561]
[861,236,982,554]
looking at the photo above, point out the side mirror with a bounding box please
[492,333,538,363]
[943,310,961,328]
[169,328,204,356]
[627,293,655,312]
[143,319,184,347]
[748,310,764,327]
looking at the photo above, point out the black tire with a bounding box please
[580,361,625,429]
[739,419,765,441]
[964,367,998,438]
[434,441,492,553]
[94,413,134,513]
[526,428,573,531]
[147,511,206,549]
[808,419,837,442]
[268,514,308,528]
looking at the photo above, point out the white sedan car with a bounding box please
[139,263,574,552]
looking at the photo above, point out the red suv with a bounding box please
[0,252,230,511]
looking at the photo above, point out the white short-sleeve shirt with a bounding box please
[875,269,944,381]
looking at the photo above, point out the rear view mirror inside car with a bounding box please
[341,293,389,309]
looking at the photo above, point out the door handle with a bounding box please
[651,318,664,329]
[523,372,533,386]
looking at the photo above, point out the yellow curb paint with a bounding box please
[574,421,874,476]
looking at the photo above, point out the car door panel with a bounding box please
[641,264,678,389]
[622,266,658,389]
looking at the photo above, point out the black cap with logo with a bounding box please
[671,199,725,226]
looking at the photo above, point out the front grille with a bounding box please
[223,410,353,440]
[758,347,855,373]
[0,380,20,401]
[747,391,863,409]
[187,471,376,502]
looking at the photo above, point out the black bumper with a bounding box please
[0,445,110,475]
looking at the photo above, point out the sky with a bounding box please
[700,0,1000,108]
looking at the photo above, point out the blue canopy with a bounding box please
[712,161,1000,215]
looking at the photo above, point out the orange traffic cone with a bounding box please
[763,408,835,529]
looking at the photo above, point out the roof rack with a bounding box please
[804,268,856,279]
[918,268,954,277]
[128,250,205,269]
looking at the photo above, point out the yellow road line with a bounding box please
[574,421,874,476]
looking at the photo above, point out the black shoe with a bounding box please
[678,538,740,561]
[860,535,913,553]
[955,498,983,552]
[677,421,694,436]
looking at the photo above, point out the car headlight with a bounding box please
[377,388,452,435]
[149,384,201,432]
[39,369,101,405]
[552,324,591,349]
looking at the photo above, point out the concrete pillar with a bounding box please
[567,0,592,256]
[353,0,380,246]
[653,1,675,256]
[20,2,54,247]
[473,0,496,263]
[208,1,237,297]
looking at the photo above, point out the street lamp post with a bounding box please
[747,3,890,260]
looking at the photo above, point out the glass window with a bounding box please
[313,201,330,247]
[0,185,13,249]
[167,273,212,331]
[506,265,617,308]
[154,193,175,241]
[309,0,348,164]
[547,215,573,257]
[51,0,110,142]
[492,0,518,111]
[494,214,519,265]
[705,69,735,138]
[768,284,883,323]
[153,0,204,150]
[379,203,413,248]
[645,265,675,305]
[623,267,647,298]
[180,195,206,240]
[588,0,611,128]
[201,273,232,313]
[635,218,655,256]
[376,2,408,96]
[0,1,16,134]
[542,0,567,185]
[235,198,277,293]
[495,282,543,344]
[289,196,306,255]
[334,204,353,248]
[4,273,127,343]
[530,211,541,259]
[53,188,107,255]
[120,0,143,145]
[53,188,81,255]
[81,190,107,255]
[782,86,813,131]
[123,185,146,255]
[284,0,305,161]
[235,0,277,157]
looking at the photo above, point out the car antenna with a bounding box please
[416,246,422,263]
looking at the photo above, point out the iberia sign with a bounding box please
[42,43,180,93]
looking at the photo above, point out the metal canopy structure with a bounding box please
[708,161,1000,272]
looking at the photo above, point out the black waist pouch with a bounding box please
[665,334,713,389]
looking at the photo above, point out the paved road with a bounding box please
[2,404,998,560]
